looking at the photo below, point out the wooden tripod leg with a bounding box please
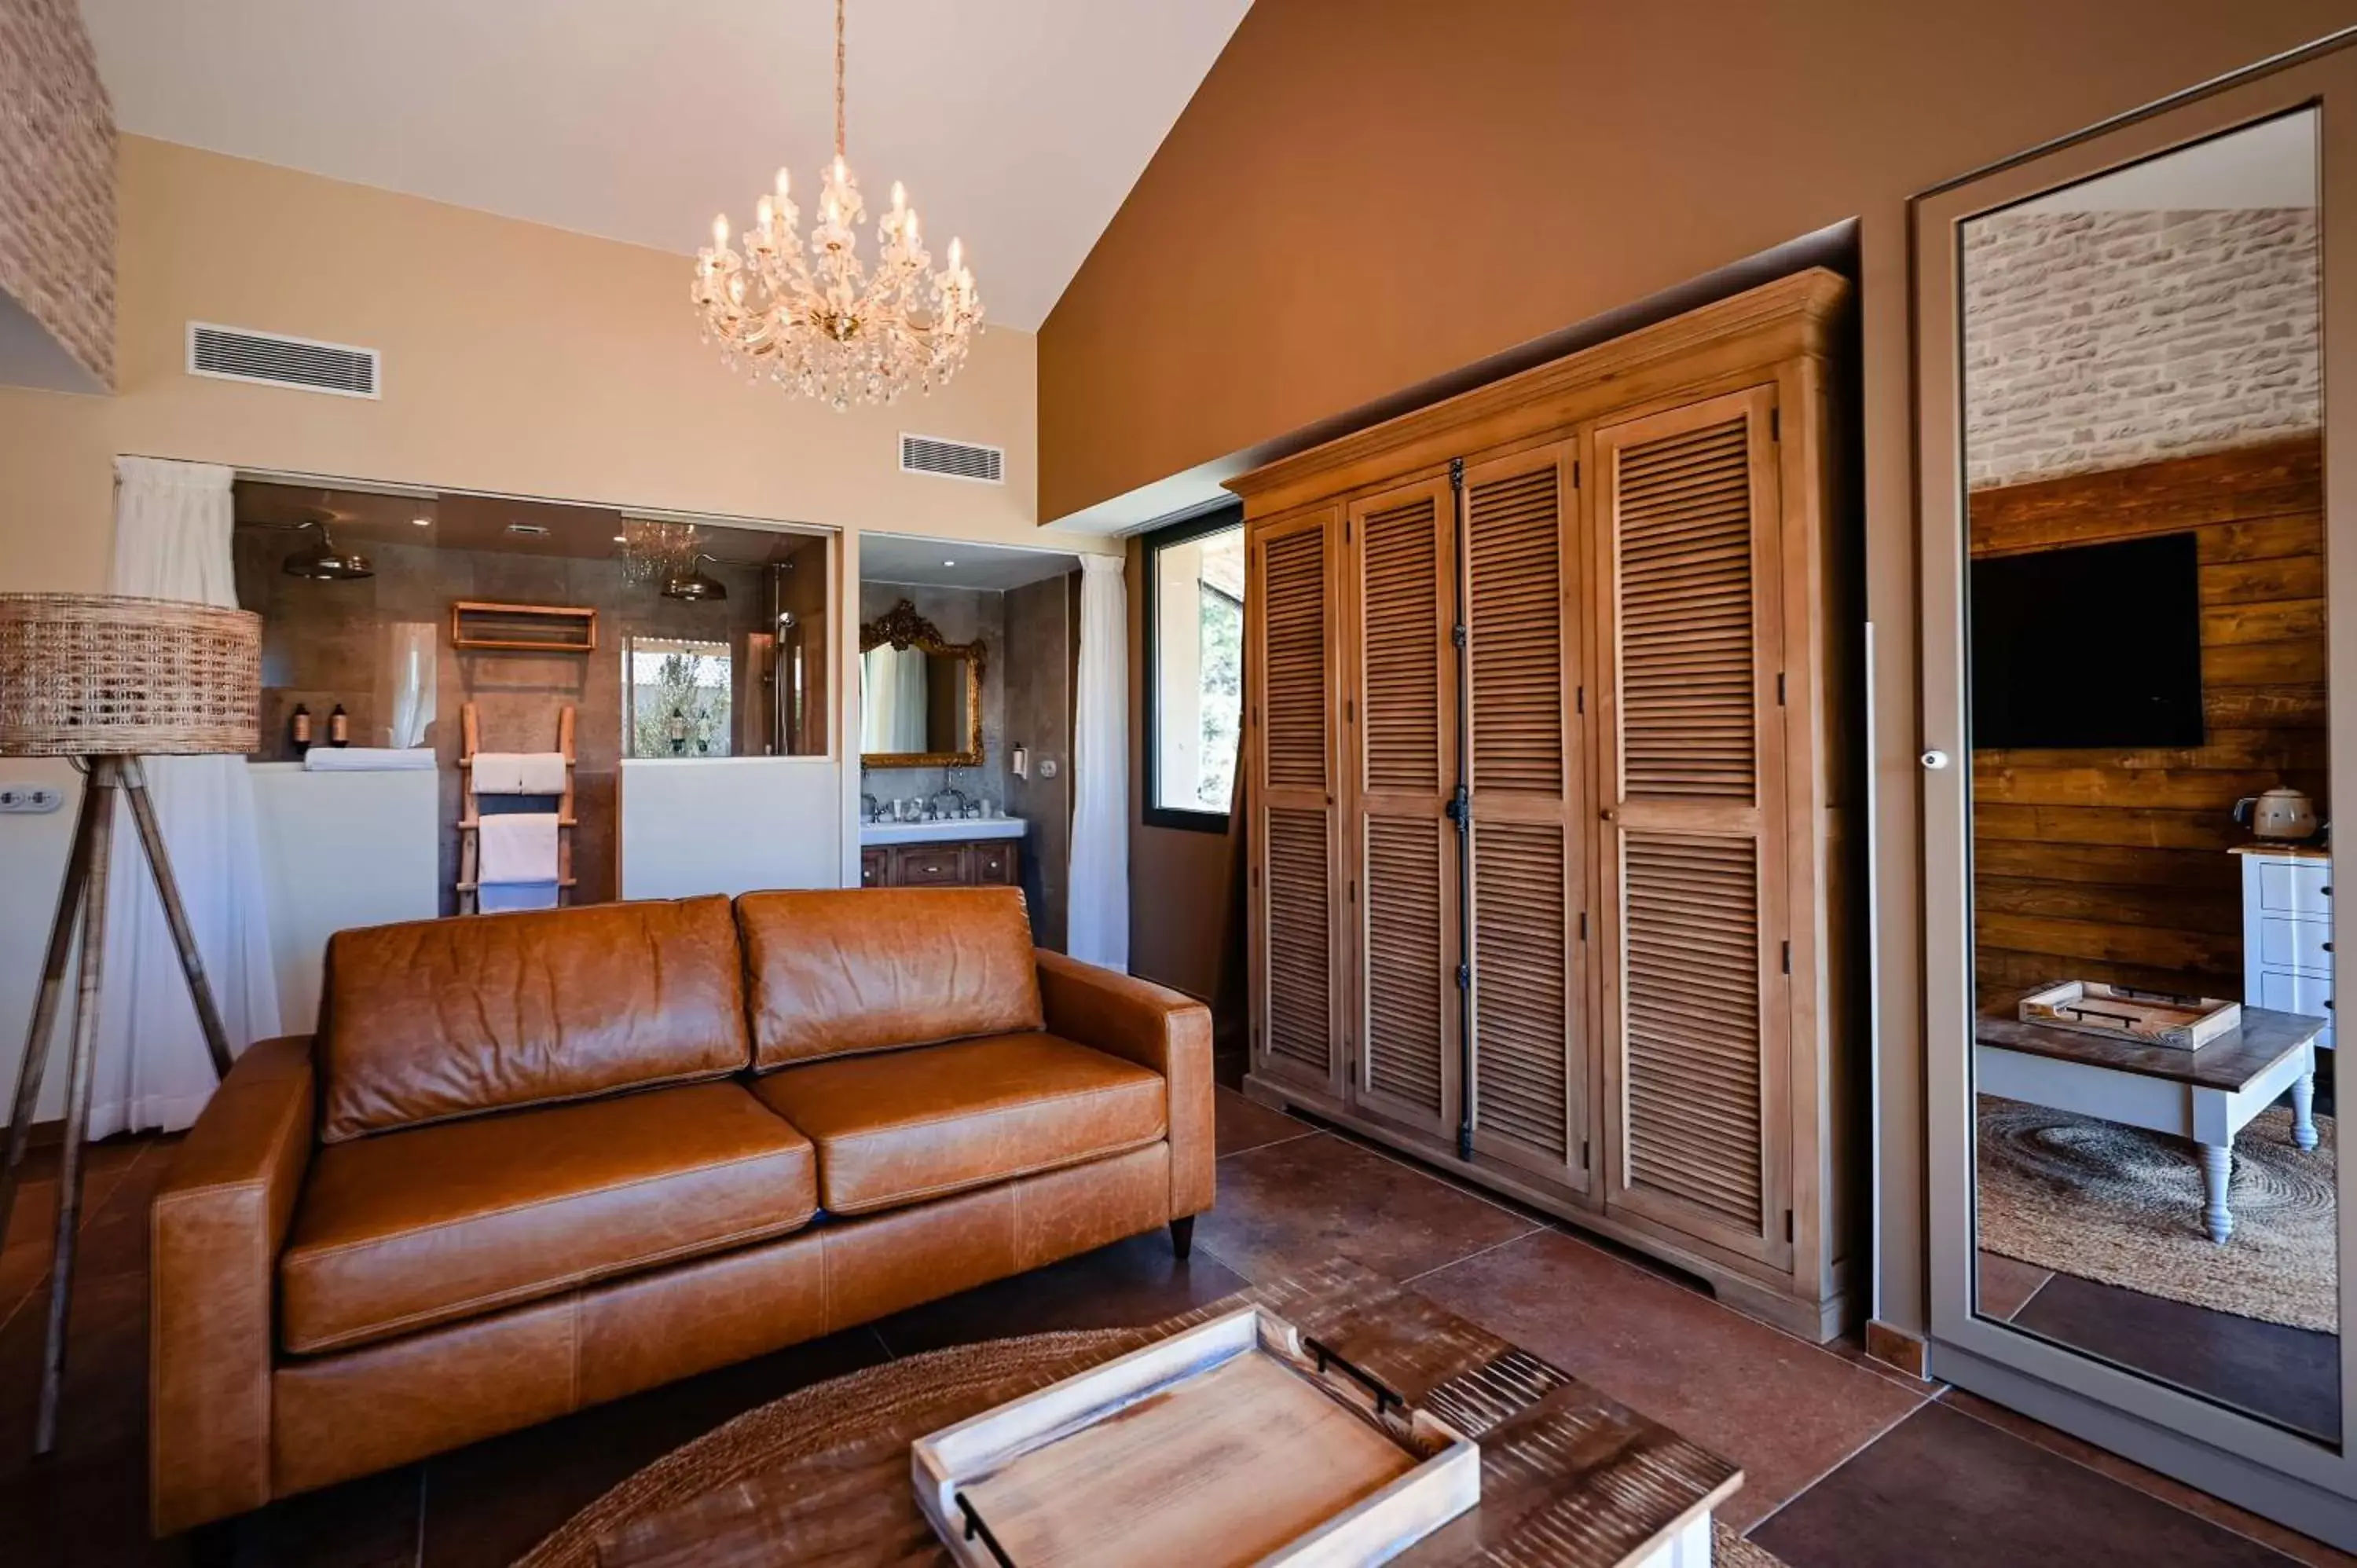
[36,758,117,1456]
[0,778,102,1259]
[119,757,235,1080]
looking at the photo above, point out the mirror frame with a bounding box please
[1913,39,2357,1545]
[858,598,986,768]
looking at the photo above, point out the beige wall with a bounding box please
[1040,0,2357,1337]
[0,134,1108,599]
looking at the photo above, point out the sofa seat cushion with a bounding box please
[749,1032,1167,1216]
[280,1081,816,1355]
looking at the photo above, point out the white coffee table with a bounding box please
[1976,1002,2325,1244]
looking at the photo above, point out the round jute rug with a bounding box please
[1978,1096,2337,1332]
[516,1326,1785,1567]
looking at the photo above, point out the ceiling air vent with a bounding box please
[187,322,381,399]
[900,433,1004,485]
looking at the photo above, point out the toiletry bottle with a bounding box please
[289,703,313,756]
[328,703,350,748]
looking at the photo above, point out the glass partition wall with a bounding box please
[1918,42,2357,1548]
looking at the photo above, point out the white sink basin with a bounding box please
[861,817,1026,845]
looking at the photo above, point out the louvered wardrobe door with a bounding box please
[1345,478,1458,1139]
[1594,388,1792,1268]
[1251,508,1344,1096]
[1462,442,1589,1193]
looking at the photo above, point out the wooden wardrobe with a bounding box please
[1234,269,1857,1340]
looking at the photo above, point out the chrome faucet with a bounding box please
[860,791,879,822]
[929,784,971,820]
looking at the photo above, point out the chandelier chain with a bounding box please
[834,0,846,159]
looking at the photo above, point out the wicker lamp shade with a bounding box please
[0,594,261,757]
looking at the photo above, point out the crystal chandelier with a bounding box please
[692,0,983,410]
[617,518,701,586]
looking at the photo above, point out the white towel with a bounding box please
[478,880,559,913]
[302,746,436,772]
[474,751,567,795]
[478,811,560,885]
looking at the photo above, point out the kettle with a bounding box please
[2234,787,2319,841]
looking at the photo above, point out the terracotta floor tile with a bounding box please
[1975,1249,2052,1321]
[2011,1270,2340,1443]
[1213,1083,1310,1157]
[872,1230,1249,1356]
[1190,1130,1539,1285]
[3,1178,57,1251]
[419,1327,889,1568]
[1410,1226,1926,1532]
[1937,1387,2357,1568]
[1753,1400,2299,1566]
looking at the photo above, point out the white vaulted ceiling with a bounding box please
[78,0,1251,331]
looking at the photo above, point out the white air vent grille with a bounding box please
[188,323,380,399]
[900,433,1004,485]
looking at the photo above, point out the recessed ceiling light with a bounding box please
[943,559,956,566]
[505,522,550,537]
[410,516,431,528]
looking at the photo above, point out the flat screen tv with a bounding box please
[1970,532,2204,750]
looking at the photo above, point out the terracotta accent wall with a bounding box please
[1042,0,2353,1335]
[1964,208,2319,489]
[0,0,114,387]
[1970,437,2326,1001]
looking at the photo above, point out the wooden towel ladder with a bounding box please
[456,701,577,913]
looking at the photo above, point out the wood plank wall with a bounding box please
[1970,435,2326,1002]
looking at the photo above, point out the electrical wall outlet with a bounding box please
[0,785,64,815]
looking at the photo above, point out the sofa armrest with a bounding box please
[1035,951,1213,1219]
[151,1034,316,1536]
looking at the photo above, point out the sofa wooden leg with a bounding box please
[1170,1215,1195,1260]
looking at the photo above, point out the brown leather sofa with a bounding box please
[149,886,1212,1535]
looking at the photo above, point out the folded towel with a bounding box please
[478,811,560,885]
[303,747,436,772]
[477,880,559,914]
[473,751,568,795]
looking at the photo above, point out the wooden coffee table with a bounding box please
[592,1259,1740,1567]
[1977,1002,2325,1244]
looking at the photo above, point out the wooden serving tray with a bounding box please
[2017,980,2242,1051]
[911,1306,1479,1567]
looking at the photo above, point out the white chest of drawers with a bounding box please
[2238,845,2335,1050]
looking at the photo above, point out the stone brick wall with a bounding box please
[1963,207,2316,490]
[0,0,115,388]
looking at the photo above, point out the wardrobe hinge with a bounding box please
[1770,408,1781,442]
[1781,940,1791,975]
[1581,1138,1590,1170]
[1347,880,1357,903]
[1346,698,1355,724]
[1449,456,1464,492]
[1452,623,1468,648]
[1455,963,1472,991]
[1776,672,1787,705]
[1252,866,1260,888]
[1576,685,1585,715]
[1578,911,1589,942]
[1344,518,1352,544]
[1445,786,1472,828]
[1785,1210,1795,1244]
[1573,459,1582,488]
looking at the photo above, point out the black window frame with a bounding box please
[1140,502,1246,833]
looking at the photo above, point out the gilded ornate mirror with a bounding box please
[858,599,985,768]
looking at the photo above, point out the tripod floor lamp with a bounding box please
[0,592,261,1454]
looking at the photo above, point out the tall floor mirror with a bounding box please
[1919,40,2357,1546]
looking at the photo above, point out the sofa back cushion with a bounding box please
[318,896,750,1143]
[736,887,1043,1068]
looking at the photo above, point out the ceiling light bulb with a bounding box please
[949,237,962,271]
[834,154,846,185]
[906,211,920,243]
[891,181,905,212]
[757,195,774,228]
[712,214,730,251]
[411,516,431,527]
[775,166,791,200]
[943,559,956,567]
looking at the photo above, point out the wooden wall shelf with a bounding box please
[450,600,598,653]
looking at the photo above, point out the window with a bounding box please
[1144,506,1245,830]
[623,636,734,758]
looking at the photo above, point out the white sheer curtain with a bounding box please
[1067,555,1130,970]
[859,645,928,753]
[91,457,281,1138]
[386,621,436,747]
